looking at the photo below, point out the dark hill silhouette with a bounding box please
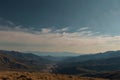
[0,52,27,70]
[0,50,53,71]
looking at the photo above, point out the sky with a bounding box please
[0,0,120,54]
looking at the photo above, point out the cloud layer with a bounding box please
[0,25,120,54]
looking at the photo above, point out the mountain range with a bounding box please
[0,50,120,79]
[54,51,120,74]
[27,51,80,57]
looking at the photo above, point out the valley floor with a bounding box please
[0,71,109,80]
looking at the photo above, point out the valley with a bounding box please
[0,50,120,80]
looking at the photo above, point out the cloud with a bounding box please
[0,18,35,33]
[0,19,120,54]
[41,28,52,33]
[0,27,120,54]
[78,27,89,31]
[0,18,15,27]
[55,27,69,32]
[61,27,69,31]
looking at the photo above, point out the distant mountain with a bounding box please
[54,50,120,74]
[27,51,79,57]
[61,50,120,63]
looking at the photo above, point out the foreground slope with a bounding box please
[0,71,109,80]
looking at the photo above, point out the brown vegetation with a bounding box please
[0,71,109,80]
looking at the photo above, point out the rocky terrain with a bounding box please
[0,71,108,80]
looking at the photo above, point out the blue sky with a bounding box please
[0,0,120,54]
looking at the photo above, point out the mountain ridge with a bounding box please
[1,49,120,76]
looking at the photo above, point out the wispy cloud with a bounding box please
[55,27,69,33]
[78,27,89,31]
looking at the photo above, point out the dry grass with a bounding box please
[0,71,109,80]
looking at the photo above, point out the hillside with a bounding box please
[84,71,120,80]
[61,51,120,63]
[1,50,120,79]
[0,50,53,72]
[0,71,109,80]
[0,52,27,70]
[54,51,120,75]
